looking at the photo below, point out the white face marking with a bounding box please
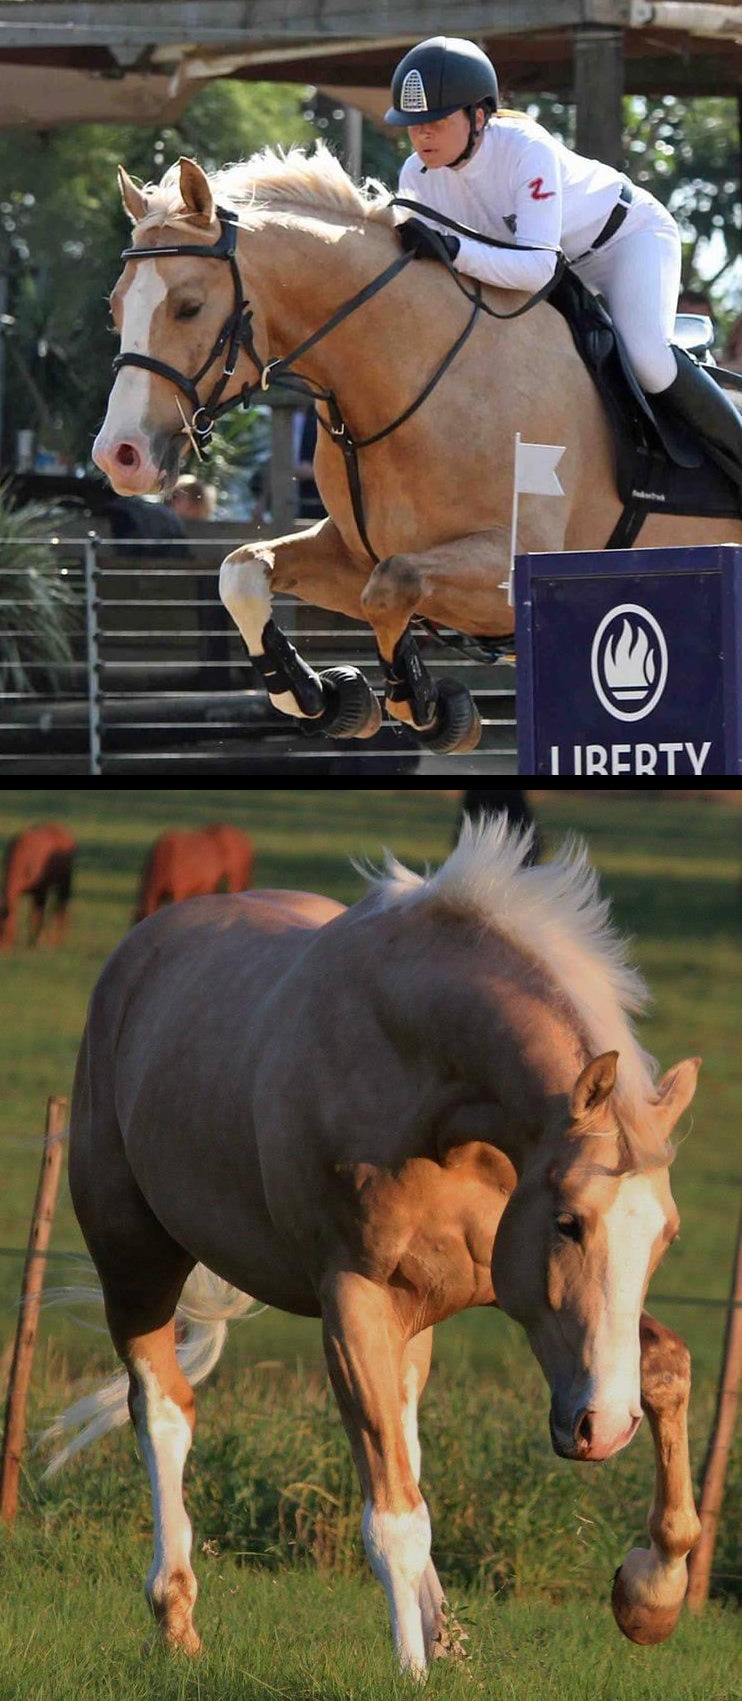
[362,1499,431,1679]
[589,1175,666,1418]
[131,1356,194,1609]
[105,266,167,442]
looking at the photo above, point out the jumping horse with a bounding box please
[46,816,701,1677]
[133,823,254,923]
[0,822,77,949]
[92,145,742,754]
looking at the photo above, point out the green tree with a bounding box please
[0,81,315,469]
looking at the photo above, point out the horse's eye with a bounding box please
[175,301,203,320]
[554,1213,582,1243]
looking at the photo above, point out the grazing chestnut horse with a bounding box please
[47,818,701,1678]
[92,145,742,755]
[0,822,76,949]
[133,824,253,923]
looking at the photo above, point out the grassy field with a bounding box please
[0,789,739,1700]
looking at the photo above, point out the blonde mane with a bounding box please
[359,815,667,1164]
[135,140,394,235]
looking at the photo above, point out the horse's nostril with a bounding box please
[575,1408,593,1449]
[116,442,140,469]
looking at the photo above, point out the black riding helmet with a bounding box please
[385,37,499,127]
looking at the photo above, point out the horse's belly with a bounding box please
[122,1103,320,1317]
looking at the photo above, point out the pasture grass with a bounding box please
[0,788,739,1697]
[0,1530,738,1701]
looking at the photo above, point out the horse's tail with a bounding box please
[39,1264,262,1478]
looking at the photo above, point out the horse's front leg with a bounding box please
[219,518,381,739]
[611,1312,701,1644]
[359,527,519,755]
[321,1271,434,1681]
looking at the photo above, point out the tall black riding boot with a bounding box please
[659,346,742,496]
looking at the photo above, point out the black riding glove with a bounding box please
[398,217,461,265]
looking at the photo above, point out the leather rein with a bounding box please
[113,199,565,567]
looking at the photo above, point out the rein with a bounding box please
[112,197,565,566]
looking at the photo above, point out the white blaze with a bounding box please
[589,1175,665,1416]
[104,266,167,440]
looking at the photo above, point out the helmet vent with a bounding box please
[400,69,428,113]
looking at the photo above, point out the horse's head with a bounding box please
[93,159,264,496]
[492,1050,700,1462]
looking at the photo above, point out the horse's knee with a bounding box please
[640,1317,691,1412]
[361,556,422,622]
[219,550,272,637]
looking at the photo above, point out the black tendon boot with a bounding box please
[660,346,742,498]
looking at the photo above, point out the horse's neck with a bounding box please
[243,216,432,418]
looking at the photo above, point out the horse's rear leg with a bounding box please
[49,856,74,946]
[119,1316,201,1654]
[28,892,45,947]
[70,1055,199,1652]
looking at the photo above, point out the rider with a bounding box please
[385,35,742,498]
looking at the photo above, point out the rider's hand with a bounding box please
[397,217,460,265]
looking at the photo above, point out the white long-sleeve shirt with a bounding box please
[395,115,629,292]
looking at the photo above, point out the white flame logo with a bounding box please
[591,604,668,722]
[604,618,656,700]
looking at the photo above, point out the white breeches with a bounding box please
[572,191,682,395]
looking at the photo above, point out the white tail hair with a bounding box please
[38,1263,262,1478]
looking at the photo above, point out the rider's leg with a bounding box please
[577,197,742,493]
[655,348,742,496]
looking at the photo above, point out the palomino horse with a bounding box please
[47,817,701,1677]
[133,823,253,923]
[92,145,742,755]
[0,822,77,949]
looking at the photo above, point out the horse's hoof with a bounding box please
[313,666,382,739]
[416,679,482,754]
[611,1563,683,1645]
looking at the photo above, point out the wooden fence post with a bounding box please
[687,1208,742,1610]
[0,1096,67,1525]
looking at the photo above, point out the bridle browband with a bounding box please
[112,199,565,566]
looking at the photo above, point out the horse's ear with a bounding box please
[118,166,147,225]
[177,157,215,226]
[653,1056,702,1134]
[569,1051,618,1127]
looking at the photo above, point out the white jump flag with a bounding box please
[501,432,566,606]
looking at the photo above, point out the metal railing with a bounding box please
[1,534,518,775]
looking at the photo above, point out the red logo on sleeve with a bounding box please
[528,177,555,200]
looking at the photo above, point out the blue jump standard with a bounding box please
[515,545,742,778]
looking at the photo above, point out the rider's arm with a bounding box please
[451,136,563,292]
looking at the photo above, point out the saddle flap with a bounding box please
[550,266,701,469]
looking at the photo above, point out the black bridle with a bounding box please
[113,207,262,447]
[112,200,564,566]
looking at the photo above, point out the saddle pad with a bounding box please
[548,266,740,522]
